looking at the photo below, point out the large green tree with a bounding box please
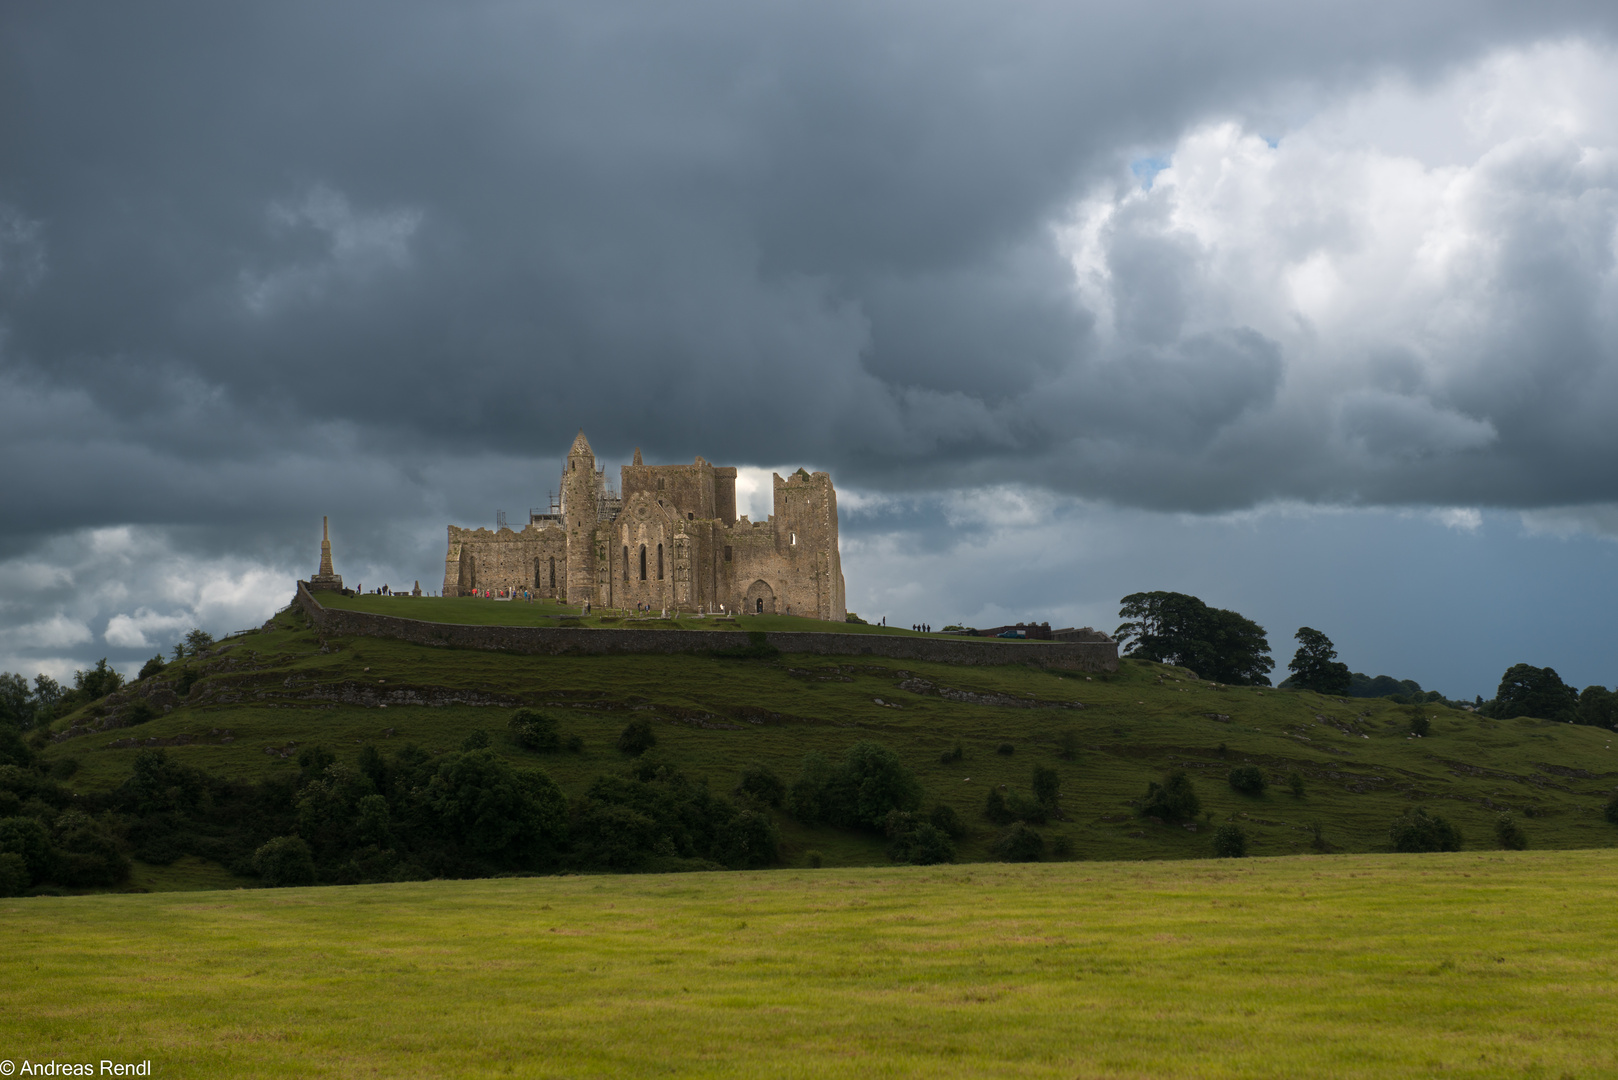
[1287,627,1351,694]
[1115,591,1273,685]
[1490,664,1578,722]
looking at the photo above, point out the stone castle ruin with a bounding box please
[442,430,846,620]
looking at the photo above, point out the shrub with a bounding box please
[885,812,955,865]
[1031,766,1061,808]
[1410,709,1431,737]
[51,812,130,886]
[1494,812,1527,850]
[1141,770,1201,822]
[563,734,584,753]
[805,850,824,868]
[0,851,28,897]
[1605,794,1618,825]
[1288,772,1306,799]
[733,763,785,808]
[939,741,964,764]
[1309,821,1330,851]
[460,729,491,751]
[786,741,921,830]
[509,708,560,752]
[0,815,52,884]
[1213,824,1248,858]
[995,742,1015,756]
[983,787,1014,825]
[1057,729,1080,760]
[991,822,1044,862]
[1227,765,1267,795]
[1390,807,1463,853]
[253,836,317,887]
[928,802,966,839]
[844,613,868,625]
[1050,834,1074,858]
[137,655,166,681]
[617,719,657,756]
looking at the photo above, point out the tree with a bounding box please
[1141,770,1201,822]
[1490,664,1578,722]
[1576,686,1617,730]
[137,655,166,681]
[73,659,124,702]
[1213,824,1248,858]
[1389,807,1463,852]
[0,673,34,729]
[733,763,785,808]
[509,708,561,752]
[1227,765,1267,795]
[1115,592,1273,685]
[1287,628,1351,694]
[253,836,317,887]
[183,628,215,656]
[617,719,657,756]
[1494,813,1527,851]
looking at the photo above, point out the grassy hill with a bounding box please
[5,851,1618,1077]
[31,599,1618,891]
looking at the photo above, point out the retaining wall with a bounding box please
[294,583,1117,672]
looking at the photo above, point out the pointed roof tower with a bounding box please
[569,429,592,457]
[632,447,643,466]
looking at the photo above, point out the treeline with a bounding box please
[1115,590,1616,728]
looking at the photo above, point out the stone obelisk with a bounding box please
[309,516,345,591]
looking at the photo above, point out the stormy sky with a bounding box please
[4,0,1618,698]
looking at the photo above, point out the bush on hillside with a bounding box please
[786,741,921,830]
[509,708,562,752]
[50,811,130,886]
[1390,807,1463,853]
[1227,765,1267,796]
[939,741,964,764]
[1141,770,1201,822]
[253,835,316,887]
[928,802,966,839]
[1409,708,1431,737]
[1494,812,1527,851]
[617,719,657,756]
[124,699,159,725]
[0,851,28,897]
[884,811,955,865]
[1031,766,1061,809]
[1605,793,1618,825]
[1287,772,1306,799]
[995,742,1015,755]
[1213,823,1248,858]
[991,822,1044,862]
[733,763,785,808]
[983,786,1047,826]
[0,816,51,885]
[138,655,167,681]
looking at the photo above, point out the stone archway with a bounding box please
[744,579,776,615]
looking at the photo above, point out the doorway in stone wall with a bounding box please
[744,579,776,615]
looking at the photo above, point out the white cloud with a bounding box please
[240,184,424,315]
[104,608,194,649]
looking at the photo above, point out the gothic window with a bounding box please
[657,543,664,580]
[756,597,763,614]
[791,531,797,546]
[534,558,541,589]
[623,545,629,582]
[687,512,694,521]
[549,557,556,589]
[724,545,732,562]
[640,545,647,581]
[657,478,665,491]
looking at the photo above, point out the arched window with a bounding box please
[549,557,556,589]
[790,531,796,546]
[623,545,629,582]
[534,558,541,589]
[757,597,763,614]
[639,545,647,581]
[657,543,664,580]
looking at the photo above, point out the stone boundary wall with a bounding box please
[294,582,1117,672]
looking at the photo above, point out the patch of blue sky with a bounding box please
[1129,155,1172,190]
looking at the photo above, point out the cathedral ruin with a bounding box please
[442,431,846,620]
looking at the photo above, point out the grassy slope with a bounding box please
[39,605,1618,890]
[4,851,1618,1078]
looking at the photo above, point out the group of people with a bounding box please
[912,622,931,633]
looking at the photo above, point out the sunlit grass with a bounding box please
[6,850,1618,1077]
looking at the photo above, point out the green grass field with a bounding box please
[5,850,1617,1078]
[37,604,1618,889]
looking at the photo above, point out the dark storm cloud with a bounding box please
[2,0,1618,549]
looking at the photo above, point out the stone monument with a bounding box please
[309,516,345,592]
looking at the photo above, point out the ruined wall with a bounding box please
[442,524,568,597]
[297,583,1118,671]
[772,469,844,621]
[621,458,717,523]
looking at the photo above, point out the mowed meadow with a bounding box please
[5,850,1618,1078]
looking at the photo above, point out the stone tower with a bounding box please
[309,516,344,592]
[561,430,599,604]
